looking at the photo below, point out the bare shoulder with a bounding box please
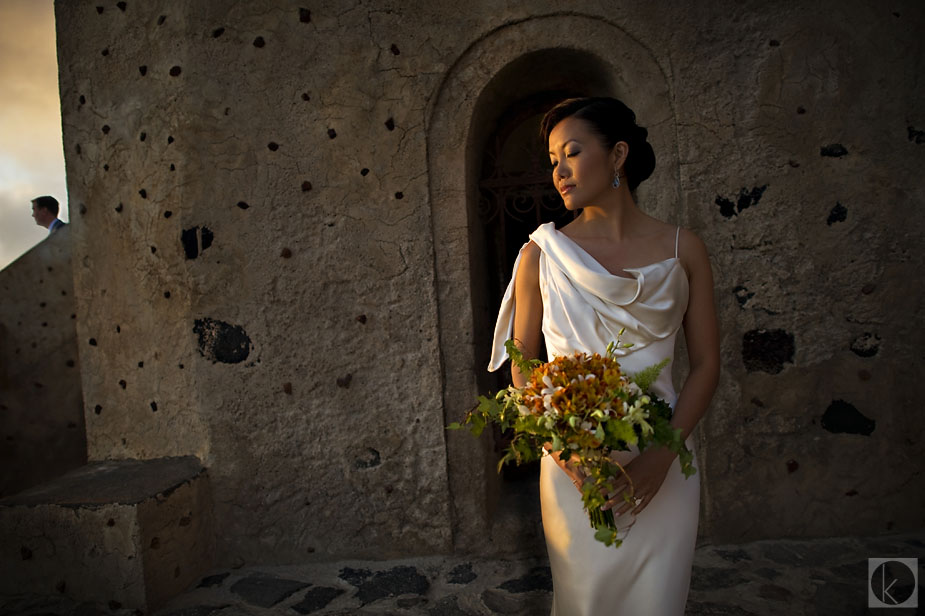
[640,215,680,249]
[521,239,542,261]
[676,227,712,276]
[515,240,542,282]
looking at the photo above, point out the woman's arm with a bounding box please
[511,241,543,387]
[511,241,588,489]
[671,229,720,442]
[605,229,719,514]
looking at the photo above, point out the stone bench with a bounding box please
[0,456,213,612]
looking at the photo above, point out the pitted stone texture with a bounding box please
[427,596,474,616]
[56,0,452,562]
[0,457,213,612]
[446,563,476,584]
[686,603,759,616]
[161,607,227,616]
[53,0,925,563]
[669,1,924,547]
[349,565,430,605]
[496,566,552,593]
[0,226,85,498]
[291,587,346,614]
[197,573,229,588]
[715,548,751,564]
[229,573,309,607]
[690,567,751,592]
[3,532,925,615]
[2,456,204,506]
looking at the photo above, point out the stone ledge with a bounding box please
[0,455,205,507]
[0,456,214,612]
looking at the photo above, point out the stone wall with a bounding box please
[0,227,86,497]
[53,0,924,565]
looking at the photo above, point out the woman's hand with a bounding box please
[545,444,590,494]
[603,446,676,515]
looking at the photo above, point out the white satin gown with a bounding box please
[488,222,700,616]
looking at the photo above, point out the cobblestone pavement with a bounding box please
[2,530,923,616]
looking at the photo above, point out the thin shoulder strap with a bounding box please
[674,226,681,259]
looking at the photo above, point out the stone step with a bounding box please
[0,456,213,612]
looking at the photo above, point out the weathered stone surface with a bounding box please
[1,456,204,506]
[427,596,473,616]
[479,589,527,615]
[192,319,251,365]
[49,0,925,565]
[686,602,759,616]
[229,574,309,607]
[714,548,751,564]
[161,606,227,616]
[812,581,866,615]
[337,567,371,587]
[6,532,925,616]
[0,457,213,612]
[447,562,476,584]
[690,567,751,592]
[351,566,430,605]
[820,399,875,435]
[741,329,794,374]
[826,202,848,226]
[0,227,85,499]
[829,559,867,580]
[197,573,229,588]
[849,332,880,357]
[715,185,768,219]
[756,583,792,601]
[290,587,345,614]
[497,566,552,593]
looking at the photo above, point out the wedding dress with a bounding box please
[488,222,700,615]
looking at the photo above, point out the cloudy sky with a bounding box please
[0,0,67,271]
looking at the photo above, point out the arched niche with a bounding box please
[427,13,681,553]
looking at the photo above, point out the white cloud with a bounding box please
[0,0,67,271]
[0,186,55,270]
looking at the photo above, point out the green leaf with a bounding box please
[631,358,670,393]
[468,412,486,437]
[594,526,618,546]
[603,417,638,447]
[505,339,543,375]
[551,433,563,451]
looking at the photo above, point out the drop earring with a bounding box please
[612,171,621,189]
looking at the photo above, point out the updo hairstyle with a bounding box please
[539,97,656,192]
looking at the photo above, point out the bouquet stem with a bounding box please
[589,506,615,531]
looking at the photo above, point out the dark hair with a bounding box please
[32,195,59,216]
[540,97,656,191]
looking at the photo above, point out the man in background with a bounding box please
[31,195,66,233]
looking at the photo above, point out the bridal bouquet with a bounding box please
[448,337,696,548]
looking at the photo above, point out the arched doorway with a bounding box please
[427,14,680,554]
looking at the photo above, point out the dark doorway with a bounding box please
[476,91,580,481]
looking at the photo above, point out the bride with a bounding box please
[488,97,720,615]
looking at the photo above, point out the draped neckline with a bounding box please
[549,224,681,280]
[488,222,689,372]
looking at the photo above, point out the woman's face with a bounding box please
[547,116,616,210]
